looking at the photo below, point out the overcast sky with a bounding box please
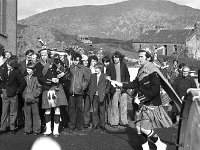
[18,0,200,20]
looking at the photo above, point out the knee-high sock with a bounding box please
[138,133,148,145]
[44,114,51,134]
[54,114,60,124]
[53,114,60,135]
[45,114,51,123]
[147,130,158,143]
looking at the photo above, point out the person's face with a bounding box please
[27,68,33,75]
[173,61,178,66]
[182,67,190,77]
[73,57,80,66]
[95,67,101,74]
[114,56,120,64]
[5,52,11,59]
[163,61,167,66]
[60,55,64,61]
[138,52,149,66]
[91,59,97,67]
[83,59,88,67]
[104,61,110,67]
[41,53,48,62]
[26,53,33,61]
[31,55,37,62]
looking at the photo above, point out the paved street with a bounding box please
[0,125,178,150]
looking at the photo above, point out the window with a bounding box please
[173,45,178,54]
[163,45,167,55]
[0,0,6,35]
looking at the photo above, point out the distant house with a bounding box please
[133,23,200,59]
[0,0,17,55]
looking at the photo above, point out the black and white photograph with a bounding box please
[0,0,200,149]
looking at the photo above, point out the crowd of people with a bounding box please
[0,43,197,150]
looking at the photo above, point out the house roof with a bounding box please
[133,29,195,44]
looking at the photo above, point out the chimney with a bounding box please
[155,25,164,33]
[194,21,200,33]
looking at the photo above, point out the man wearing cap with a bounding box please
[35,49,68,137]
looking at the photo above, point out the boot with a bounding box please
[53,122,59,137]
[155,137,167,150]
[43,122,51,136]
[142,141,150,150]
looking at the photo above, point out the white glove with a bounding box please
[52,78,59,83]
[134,97,140,105]
[57,72,65,79]
[111,80,122,87]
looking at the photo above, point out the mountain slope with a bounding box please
[18,0,200,40]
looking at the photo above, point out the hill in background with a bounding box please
[18,0,200,40]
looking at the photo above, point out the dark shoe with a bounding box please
[84,124,90,129]
[0,130,7,134]
[119,122,129,127]
[99,126,105,130]
[25,132,32,135]
[91,125,99,131]
[54,134,59,137]
[110,125,118,128]
[33,133,40,136]
[62,128,74,135]
[11,130,16,135]
[43,133,51,137]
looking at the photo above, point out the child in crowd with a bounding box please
[22,62,42,135]
[89,62,110,131]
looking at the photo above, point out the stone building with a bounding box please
[133,22,200,59]
[0,0,17,54]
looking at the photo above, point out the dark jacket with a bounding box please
[106,62,130,94]
[89,73,110,102]
[2,68,27,97]
[123,72,161,106]
[69,64,90,95]
[35,61,58,91]
[19,59,28,76]
[172,75,197,99]
[0,61,8,94]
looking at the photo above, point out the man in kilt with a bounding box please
[35,49,67,137]
[110,49,172,150]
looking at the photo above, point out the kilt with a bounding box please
[42,84,68,109]
[161,92,171,106]
[135,105,172,130]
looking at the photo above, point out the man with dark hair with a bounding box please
[102,55,110,73]
[0,59,26,134]
[17,49,35,130]
[106,51,130,127]
[84,55,97,129]
[88,55,98,74]
[111,49,174,150]
[68,52,90,131]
